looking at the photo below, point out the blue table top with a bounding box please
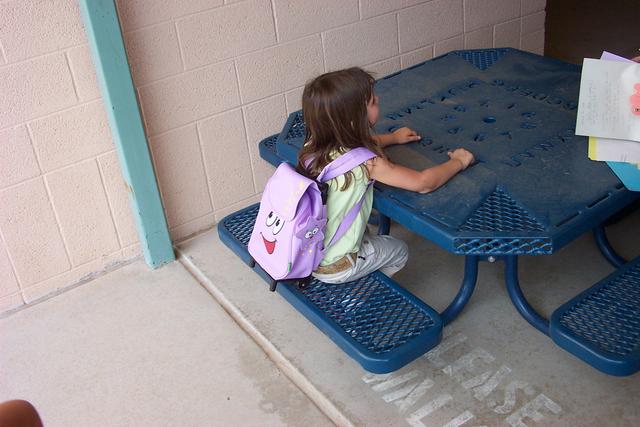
[271,49,639,256]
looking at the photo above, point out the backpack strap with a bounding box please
[317,147,377,183]
[316,147,377,249]
[325,179,374,249]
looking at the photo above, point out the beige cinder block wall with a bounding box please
[0,0,546,313]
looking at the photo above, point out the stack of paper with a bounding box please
[575,52,640,190]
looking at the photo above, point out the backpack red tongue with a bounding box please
[262,235,276,254]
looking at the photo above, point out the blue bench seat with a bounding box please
[217,203,443,373]
[550,256,640,376]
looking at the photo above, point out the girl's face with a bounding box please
[367,93,380,126]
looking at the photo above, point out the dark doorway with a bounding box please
[545,0,640,64]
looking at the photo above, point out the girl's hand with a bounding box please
[448,148,474,170]
[392,127,421,144]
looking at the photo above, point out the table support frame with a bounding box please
[504,255,551,335]
[441,255,479,326]
[593,225,627,268]
[377,213,632,337]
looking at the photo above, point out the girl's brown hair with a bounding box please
[296,67,384,190]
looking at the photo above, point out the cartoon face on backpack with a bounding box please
[259,211,286,255]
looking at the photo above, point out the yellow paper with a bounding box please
[588,135,640,163]
[588,136,597,160]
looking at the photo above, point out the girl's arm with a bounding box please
[373,127,421,148]
[366,149,474,194]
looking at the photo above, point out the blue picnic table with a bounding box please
[221,48,640,375]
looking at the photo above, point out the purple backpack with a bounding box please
[248,147,376,288]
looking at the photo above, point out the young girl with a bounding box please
[298,67,474,284]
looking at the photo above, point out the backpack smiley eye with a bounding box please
[312,227,319,235]
[305,231,313,239]
[265,211,276,226]
[273,218,285,235]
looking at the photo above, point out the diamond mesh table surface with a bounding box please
[274,49,639,255]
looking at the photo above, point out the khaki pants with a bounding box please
[312,230,409,284]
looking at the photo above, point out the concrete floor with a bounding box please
[1,208,638,427]
[0,261,332,427]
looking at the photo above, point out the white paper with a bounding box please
[575,58,640,142]
[589,136,640,163]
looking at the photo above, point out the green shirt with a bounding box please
[320,162,373,266]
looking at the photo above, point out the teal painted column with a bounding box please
[79,0,175,268]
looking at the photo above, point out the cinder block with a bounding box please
[123,22,183,86]
[0,0,84,62]
[522,0,546,15]
[242,95,287,192]
[169,212,215,242]
[399,0,463,53]
[401,46,434,69]
[406,0,432,6]
[213,193,262,224]
[521,29,545,55]
[67,45,101,102]
[0,40,7,64]
[97,151,139,247]
[29,101,114,172]
[0,126,40,189]
[0,293,23,313]
[0,239,20,298]
[464,0,520,32]
[199,109,254,210]
[273,0,358,42]
[434,35,464,56]
[494,19,521,48]
[177,0,276,70]
[46,160,121,266]
[138,60,240,136]
[21,246,129,304]
[0,54,76,129]
[365,57,401,78]
[522,11,545,35]
[0,178,71,286]
[122,243,142,260]
[464,26,494,49]
[360,0,404,19]
[116,0,223,32]
[362,0,440,17]
[285,87,304,115]
[149,125,213,228]
[324,14,398,71]
[236,36,323,103]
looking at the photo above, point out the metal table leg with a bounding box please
[593,225,627,268]
[504,255,550,335]
[374,211,476,325]
[377,213,391,235]
[440,255,479,326]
